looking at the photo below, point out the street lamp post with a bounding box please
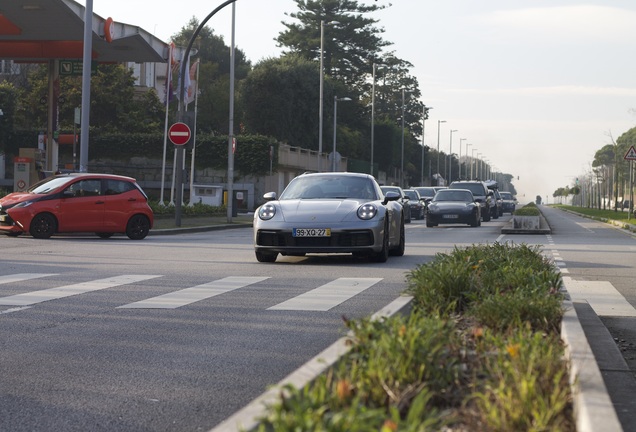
[318,20,338,171]
[400,89,406,187]
[173,0,237,226]
[371,63,378,176]
[318,20,326,172]
[436,120,446,185]
[332,96,351,172]
[459,138,466,180]
[448,129,457,183]
[477,153,482,179]
[421,105,432,185]
[465,142,471,179]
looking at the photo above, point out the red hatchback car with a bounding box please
[0,173,154,240]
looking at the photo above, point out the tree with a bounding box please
[240,55,324,149]
[370,53,424,137]
[592,143,615,210]
[170,17,251,134]
[276,0,391,91]
[18,64,164,133]
[0,82,18,153]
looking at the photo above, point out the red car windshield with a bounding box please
[27,176,73,194]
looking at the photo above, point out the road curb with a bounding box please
[561,285,623,432]
[149,223,252,236]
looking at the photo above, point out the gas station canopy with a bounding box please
[0,0,170,63]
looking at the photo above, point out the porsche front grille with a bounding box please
[257,230,374,247]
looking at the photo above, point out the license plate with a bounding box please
[293,228,331,237]
[443,214,459,219]
[0,215,7,222]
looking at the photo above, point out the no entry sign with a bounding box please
[168,122,191,146]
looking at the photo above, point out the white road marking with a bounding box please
[0,273,58,285]
[0,306,32,314]
[563,277,636,317]
[0,275,161,306]
[118,276,270,309]
[268,278,383,311]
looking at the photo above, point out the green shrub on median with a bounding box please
[148,200,226,217]
[513,202,541,216]
[255,243,573,431]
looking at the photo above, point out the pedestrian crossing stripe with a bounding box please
[268,278,383,311]
[0,275,385,311]
[0,275,161,306]
[0,273,58,285]
[117,276,270,309]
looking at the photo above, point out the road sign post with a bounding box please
[626,146,636,221]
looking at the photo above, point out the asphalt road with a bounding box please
[1,210,635,431]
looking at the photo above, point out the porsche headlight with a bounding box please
[427,204,438,213]
[258,203,276,220]
[357,203,377,220]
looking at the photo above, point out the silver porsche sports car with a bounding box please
[253,172,406,263]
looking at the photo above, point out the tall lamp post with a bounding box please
[174,0,237,226]
[436,120,446,185]
[371,63,377,176]
[421,105,432,185]
[332,96,351,172]
[477,153,482,179]
[448,129,457,183]
[465,142,471,179]
[459,138,466,180]
[318,20,338,171]
[318,20,326,172]
[400,89,408,187]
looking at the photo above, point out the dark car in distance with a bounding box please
[414,186,447,215]
[403,189,425,220]
[426,189,481,227]
[500,191,516,214]
[448,180,493,222]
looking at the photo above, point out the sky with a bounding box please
[81,0,636,201]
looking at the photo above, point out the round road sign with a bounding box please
[168,122,191,146]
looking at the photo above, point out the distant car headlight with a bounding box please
[357,203,377,220]
[258,203,276,220]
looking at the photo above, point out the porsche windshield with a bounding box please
[279,176,377,200]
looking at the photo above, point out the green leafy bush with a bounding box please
[148,200,226,217]
[514,203,541,216]
[256,243,572,431]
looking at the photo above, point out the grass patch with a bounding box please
[554,204,633,222]
[255,243,573,431]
